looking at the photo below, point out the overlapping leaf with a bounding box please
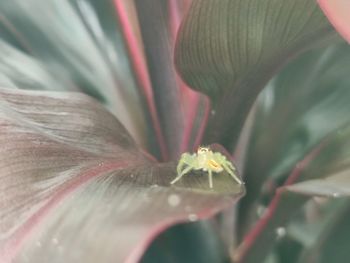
[175,0,337,148]
[133,0,184,159]
[318,0,350,43]
[239,42,350,234]
[236,123,350,263]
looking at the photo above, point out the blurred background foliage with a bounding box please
[1,0,350,262]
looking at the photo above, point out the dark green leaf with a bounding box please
[296,201,350,263]
[239,42,350,234]
[237,124,350,263]
[141,222,231,263]
[175,0,337,148]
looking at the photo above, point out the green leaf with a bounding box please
[0,88,244,262]
[237,124,350,263]
[0,0,148,148]
[141,222,231,263]
[175,0,337,148]
[239,42,350,234]
[296,201,350,263]
[285,124,350,197]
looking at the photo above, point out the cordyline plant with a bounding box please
[1,0,350,262]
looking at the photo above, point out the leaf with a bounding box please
[239,42,350,234]
[175,0,337,148]
[133,0,184,159]
[0,88,244,262]
[236,124,350,263]
[318,0,350,43]
[296,201,350,263]
[0,0,148,148]
[141,222,231,263]
[113,0,168,160]
[288,172,350,197]
[235,176,309,263]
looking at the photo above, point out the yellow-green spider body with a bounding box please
[170,146,242,188]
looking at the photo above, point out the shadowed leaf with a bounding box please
[239,42,350,234]
[134,0,184,159]
[175,0,336,148]
[296,201,350,263]
[141,222,231,263]
[237,124,350,263]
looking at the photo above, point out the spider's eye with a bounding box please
[198,147,209,153]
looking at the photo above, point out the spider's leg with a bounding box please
[208,169,213,188]
[222,162,242,184]
[176,158,186,175]
[226,159,235,171]
[171,165,193,185]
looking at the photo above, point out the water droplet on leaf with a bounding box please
[188,213,198,222]
[168,194,181,207]
[275,227,286,238]
[332,192,340,198]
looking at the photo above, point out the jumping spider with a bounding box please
[170,146,243,188]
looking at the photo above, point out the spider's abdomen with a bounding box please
[207,159,223,172]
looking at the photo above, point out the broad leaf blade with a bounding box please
[14,166,243,263]
[175,0,336,148]
[0,89,244,262]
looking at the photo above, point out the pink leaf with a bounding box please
[318,0,350,43]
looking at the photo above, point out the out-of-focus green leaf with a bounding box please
[175,0,337,148]
[0,0,148,147]
[0,40,75,91]
[288,172,350,197]
[0,88,244,262]
[287,199,345,249]
[141,222,231,263]
[237,124,350,263]
[239,42,350,234]
[283,124,350,196]
[236,190,308,263]
[296,201,350,263]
